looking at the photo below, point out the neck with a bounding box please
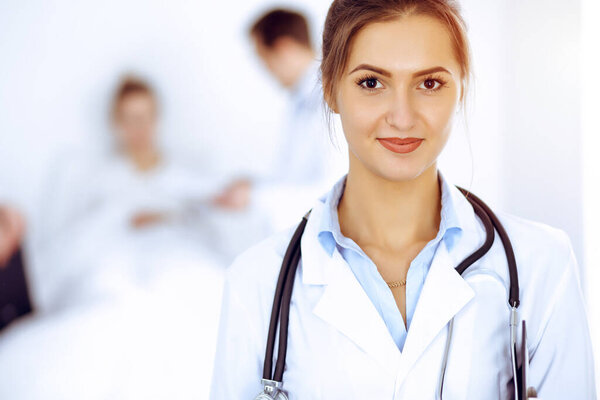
[127,147,161,172]
[338,156,441,251]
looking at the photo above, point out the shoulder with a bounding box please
[492,211,581,330]
[491,210,576,291]
[494,210,573,268]
[224,223,298,294]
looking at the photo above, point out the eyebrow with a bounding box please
[348,64,451,78]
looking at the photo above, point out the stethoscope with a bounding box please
[255,187,538,400]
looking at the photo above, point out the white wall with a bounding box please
[503,0,584,273]
[582,0,600,389]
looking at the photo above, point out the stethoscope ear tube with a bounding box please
[274,240,302,381]
[454,196,495,275]
[262,213,310,383]
[457,188,520,308]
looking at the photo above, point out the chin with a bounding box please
[367,154,435,183]
[373,166,423,183]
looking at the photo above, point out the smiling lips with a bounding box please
[377,137,424,154]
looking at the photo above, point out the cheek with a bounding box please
[415,95,458,139]
[337,90,385,143]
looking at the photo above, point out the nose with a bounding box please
[385,89,416,132]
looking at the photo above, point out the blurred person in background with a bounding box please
[102,76,267,263]
[32,75,237,310]
[218,8,345,232]
[102,75,226,231]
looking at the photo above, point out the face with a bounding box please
[333,15,462,182]
[253,36,297,88]
[113,92,157,154]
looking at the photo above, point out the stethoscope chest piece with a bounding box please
[254,379,289,400]
[253,393,289,400]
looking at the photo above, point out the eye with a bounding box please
[357,77,383,90]
[418,78,444,91]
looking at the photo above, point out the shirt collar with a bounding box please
[317,171,464,256]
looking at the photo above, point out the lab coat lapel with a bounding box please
[312,251,401,375]
[398,239,475,382]
[300,201,401,375]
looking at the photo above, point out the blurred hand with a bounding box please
[130,211,168,229]
[212,179,252,211]
[0,206,25,268]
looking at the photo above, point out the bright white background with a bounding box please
[0,0,598,393]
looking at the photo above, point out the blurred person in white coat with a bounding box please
[219,8,346,232]
[210,0,596,399]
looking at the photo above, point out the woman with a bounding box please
[210,1,596,399]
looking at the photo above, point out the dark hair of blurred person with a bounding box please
[111,76,161,172]
[249,9,315,89]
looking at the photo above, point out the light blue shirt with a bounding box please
[317,172,463,351]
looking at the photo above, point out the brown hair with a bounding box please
[249,8,312,49]
[321,0,471,108]
[111,75,156,119]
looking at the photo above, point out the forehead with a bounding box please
[120,92,154,106]
[347,15,459,75]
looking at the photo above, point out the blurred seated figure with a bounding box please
[0,205,32,332]
[221,8,346,231]
[101,76,226,231]
[32,75,247,311]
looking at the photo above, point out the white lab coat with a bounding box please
[210,181,596,399]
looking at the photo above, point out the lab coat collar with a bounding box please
[301,199,403,373]
[300,200,476,376]
[300,199,329,285]
[441,171,482,237]
[397,238,475,382]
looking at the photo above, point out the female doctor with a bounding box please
[210,0,596,399]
